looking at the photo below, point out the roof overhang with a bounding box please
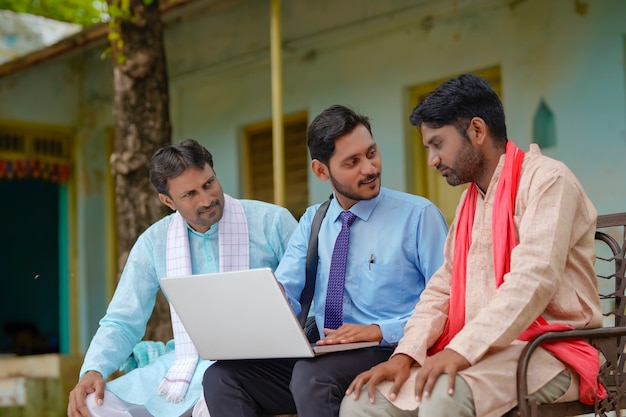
[0,0,243,78]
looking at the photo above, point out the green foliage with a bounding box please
[106,0,129,65]
[2,0,171,64]
[0,0,108,26]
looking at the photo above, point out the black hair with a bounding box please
[150,139,214,196]
[307,104,372,165]
[410,73,507,143]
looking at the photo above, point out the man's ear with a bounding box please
[311,159,329,181]
[468,117,488,146]
[158,193,176,211]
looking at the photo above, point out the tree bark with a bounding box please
[109,0,173,342]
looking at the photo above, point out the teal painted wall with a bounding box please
[166,0,626,215]
[0,46,114,351]
[0,0,624,352]
[59,184,70,354]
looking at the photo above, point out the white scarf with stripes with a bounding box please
[158,194,249,402]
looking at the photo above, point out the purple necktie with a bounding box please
[324,210,357,329]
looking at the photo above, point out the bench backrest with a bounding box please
[595,213,626,328]
[591,212,626,414]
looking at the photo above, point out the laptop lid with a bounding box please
[159,267,378,360]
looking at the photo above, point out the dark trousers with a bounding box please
[202,347,394,417]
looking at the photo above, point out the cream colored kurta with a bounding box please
[380,144,602,417]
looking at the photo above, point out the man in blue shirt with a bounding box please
[202,105,449,417]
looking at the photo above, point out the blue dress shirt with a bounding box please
[276,187,448,345]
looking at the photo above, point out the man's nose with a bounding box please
[427,150,440,168]
[199,190,213,206]
[361,158,377,175]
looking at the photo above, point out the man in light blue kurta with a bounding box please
[68,139,297,417]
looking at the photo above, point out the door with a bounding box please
[0,125,72,355]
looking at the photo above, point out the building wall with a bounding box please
[0,0,624,352]
[167,0,626,214]
[0,45,114,352]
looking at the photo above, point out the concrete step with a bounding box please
[0,354,82,416]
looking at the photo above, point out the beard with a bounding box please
[329,172,381,202]
[440,143,484,186]
[194,198,224,229]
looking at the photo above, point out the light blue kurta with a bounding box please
[79,199,297,416]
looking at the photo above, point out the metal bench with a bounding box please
[511,212,626,417]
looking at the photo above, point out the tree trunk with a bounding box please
[109,0,173,342]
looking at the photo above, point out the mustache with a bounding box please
[198,200,219,214]
[359,172,380,185]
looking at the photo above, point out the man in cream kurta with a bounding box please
[342,74,603,417]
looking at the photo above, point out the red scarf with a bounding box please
[428,140,606,404]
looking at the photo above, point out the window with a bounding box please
[243,112,309,219]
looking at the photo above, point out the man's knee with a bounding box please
[85,393,102,415]
[339,387,415,417]
[290,359,317,384]
[289,360,325,400]
[203,362,235,400]
[418,375,474,417]
[85,392,144,417]
[339,389,371,417]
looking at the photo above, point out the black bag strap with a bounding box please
[297,195,333,327]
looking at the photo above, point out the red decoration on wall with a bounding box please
[0,157,71,184]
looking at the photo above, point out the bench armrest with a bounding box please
[516,326,626,417]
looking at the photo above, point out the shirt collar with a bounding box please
[329,187,383,222]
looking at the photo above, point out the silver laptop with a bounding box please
[159,267,379,360]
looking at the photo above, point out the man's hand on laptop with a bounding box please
[318,324,382,345]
